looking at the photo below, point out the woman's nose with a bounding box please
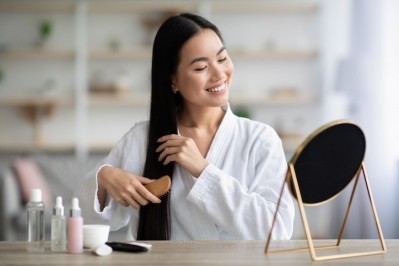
[210,65,224,81]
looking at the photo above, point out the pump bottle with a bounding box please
[51,196,67,251]
[68,197,83,254]
[26,188,45,253]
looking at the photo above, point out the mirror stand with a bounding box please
[264,162,386,261]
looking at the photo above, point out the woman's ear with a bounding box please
[171,77,178,93]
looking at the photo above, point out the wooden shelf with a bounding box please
[88,1,197,13]
[211,2,319,13]
[86,1,319,14]
[0,135,304,154]
[0,47,317,61]
[0,0,75,13]
[0,92,151,108]
[0,92,74,106]
[281,134,304,152]
[230,93,318,106]
[0,142,76,153]
[88,46,318,60]
[0,140,120,153]
[0,135,305,154]
[0,92,317,108]
[88,93,150,107]
[89,47,152,60]
[229,48,318,60]
[0,0,319,14]
[0,48,74,60]
[89,93,317,107]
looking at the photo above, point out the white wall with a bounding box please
[322,0,399,239]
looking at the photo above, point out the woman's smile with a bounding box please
[206,82,227,93]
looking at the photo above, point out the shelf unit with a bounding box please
[0,48,74,60]
[0,0,321,155]
[88,47,318,61]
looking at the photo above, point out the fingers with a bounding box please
[119,194,140,209]
[117,186,162,209]
[155,139,183,153]
[155,134,208,177]
[137,184,163,204]
[157,147,182,164]
[157,134,181,143]
[120,188,150,209]
[124,182,162,208]
[132,177,163,204]
[156,135,190,163]
[136,175,155,185]
[101,167,162,209]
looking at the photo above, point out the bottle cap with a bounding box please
[70,197,81,217]
[30,189,42,202]
[53,196,64,216]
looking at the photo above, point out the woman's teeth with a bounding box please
[206,84,225,92]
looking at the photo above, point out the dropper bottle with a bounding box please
[51,196,66,251]
[26,188,45,253]
[68,197,83,254]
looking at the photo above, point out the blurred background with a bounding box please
[0,0,398,241]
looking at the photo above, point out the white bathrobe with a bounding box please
[74,104,295,240]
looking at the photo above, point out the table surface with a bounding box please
[0,239,396,265]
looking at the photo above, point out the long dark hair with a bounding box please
[137,13,223,240]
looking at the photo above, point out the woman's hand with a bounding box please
[156,134,208,177]
[97,166,161,209]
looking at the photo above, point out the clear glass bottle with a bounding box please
[26,188,45,253]
[51,196,66,251]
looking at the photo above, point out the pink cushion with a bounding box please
[12,157,52,206]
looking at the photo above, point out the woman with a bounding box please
[75,13,294,241]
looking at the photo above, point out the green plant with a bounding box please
[39,20,52,40]
[233,106,251,119]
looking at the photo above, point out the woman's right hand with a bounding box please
[97,165,161,209]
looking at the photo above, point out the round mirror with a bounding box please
[288,120,366,205]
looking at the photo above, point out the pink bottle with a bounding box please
[68,197,83,254]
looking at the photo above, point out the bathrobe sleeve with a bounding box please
[186,124,295,240]
[74,122,148,232]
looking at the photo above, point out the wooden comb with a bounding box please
[144,175,171,198]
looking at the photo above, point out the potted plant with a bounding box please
[37,19,53,47]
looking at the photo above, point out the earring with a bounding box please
[172,81,178,93]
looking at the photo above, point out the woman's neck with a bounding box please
[177,105,225,131]
[177,105,226,157]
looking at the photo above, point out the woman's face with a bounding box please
[172,29,234,109]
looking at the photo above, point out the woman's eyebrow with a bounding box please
[189,46,226,65]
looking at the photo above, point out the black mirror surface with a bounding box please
[289,121,366,205]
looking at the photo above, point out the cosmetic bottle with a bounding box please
[68,197,83,254]
[51,196,67,251]
[26,188,45,253]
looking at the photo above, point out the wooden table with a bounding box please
[0,240,397,265]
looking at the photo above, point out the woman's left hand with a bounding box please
[156,134,208,177]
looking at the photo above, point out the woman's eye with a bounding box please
[194,66,207,71]
[218,57,227,63]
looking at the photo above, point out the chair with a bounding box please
[264,119,386,261]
